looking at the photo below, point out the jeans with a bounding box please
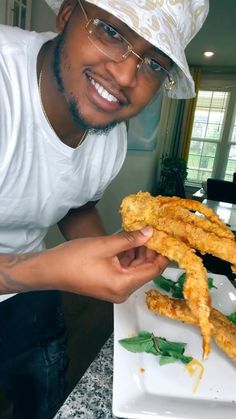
[0,291,68,419]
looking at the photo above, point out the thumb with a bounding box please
[105,227,153,256]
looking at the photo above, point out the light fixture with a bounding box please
[204,51,214,58]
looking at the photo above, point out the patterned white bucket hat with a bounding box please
[45,0,209,99]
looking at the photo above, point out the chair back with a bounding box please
[206,178,236,204]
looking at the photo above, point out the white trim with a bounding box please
[6,0,32,30]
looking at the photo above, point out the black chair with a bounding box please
[206,178,236,204]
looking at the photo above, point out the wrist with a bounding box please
[0,251,57,294]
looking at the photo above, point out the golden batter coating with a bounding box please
[146,289,236,362]
[144,229,212,358]
[120,191,236,358]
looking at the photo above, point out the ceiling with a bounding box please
[185,0,236,72]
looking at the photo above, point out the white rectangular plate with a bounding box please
[113,267,236,419]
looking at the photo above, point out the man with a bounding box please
[0,0,209,417]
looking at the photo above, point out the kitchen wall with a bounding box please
[0,0,7,24]
[31,0,56,32]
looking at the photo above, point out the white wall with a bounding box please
[31,0,56,32]
[97,148,159,234]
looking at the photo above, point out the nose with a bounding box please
[104,55,140,88]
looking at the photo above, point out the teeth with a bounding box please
[90,78,118,103]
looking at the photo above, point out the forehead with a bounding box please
[80,0,172,65]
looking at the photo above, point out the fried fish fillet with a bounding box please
[146,289,236,362]
[120,191,236,358]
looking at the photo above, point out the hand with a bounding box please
[119,245,161,268]
[49,227,169,303]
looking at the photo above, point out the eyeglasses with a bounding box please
[77,0,175,91]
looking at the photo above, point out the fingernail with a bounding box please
[140,226,153,237]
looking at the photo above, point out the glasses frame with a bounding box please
[77,0,175,91]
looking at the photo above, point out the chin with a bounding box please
[69,99,119,134]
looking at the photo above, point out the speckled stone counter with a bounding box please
[54,335,118,419]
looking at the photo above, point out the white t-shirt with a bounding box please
[0,25,127,302]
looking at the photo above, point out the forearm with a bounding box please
[0,251,59,295]
[0,230,169,302]
[58,207,106,240]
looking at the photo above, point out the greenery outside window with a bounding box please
[187,88,236,185]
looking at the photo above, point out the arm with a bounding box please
[58,206,106,240]
[0,228,168,302]
[58,202,164,270]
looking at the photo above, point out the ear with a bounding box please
[56,0,77,32]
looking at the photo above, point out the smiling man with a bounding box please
[48,0,174,132]
[0,1,209,418]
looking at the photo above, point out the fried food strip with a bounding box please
[121,192,236,274]
[120,191,236,358]
[156,204,234,239]
[146,289,236,362]
[144,229,212,358]
[151,217,236,264]
[153,195,225,227]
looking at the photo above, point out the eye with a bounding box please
[95,19,124,43]
[145,58,166,74]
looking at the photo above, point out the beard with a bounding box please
[52,29,118,136]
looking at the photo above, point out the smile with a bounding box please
[90,77,119,103]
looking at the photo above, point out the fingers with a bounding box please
[117,255,169,299]
[118,248,136,267]
[119,246,168,268]
[129,254,168,279]
[126,247,157,267]
[101,227,154,257]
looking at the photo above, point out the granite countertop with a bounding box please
[54,335,117,419]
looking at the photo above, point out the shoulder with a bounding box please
[0,24,55,50]
[0,25,32,47]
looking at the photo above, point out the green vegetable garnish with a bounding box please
[227,312,236,325]
[153,272,217,299]
[119,330,193,365]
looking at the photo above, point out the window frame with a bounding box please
[186,74,236,186]
[6,0,32,30]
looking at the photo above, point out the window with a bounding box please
[226,109,236,178]
[187,87,236,185]
[6,0,32,30]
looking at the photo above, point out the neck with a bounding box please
[37,42,87,148]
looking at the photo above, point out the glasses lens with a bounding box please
[87,19,129,62]
[86,19,175,88]
[140,58,174,87]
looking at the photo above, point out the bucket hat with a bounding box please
[45,0,209,99]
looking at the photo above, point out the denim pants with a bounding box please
[0,291,68,419]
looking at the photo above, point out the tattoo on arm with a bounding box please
[0,253,40,293]
[0,272,35,293]
[2,253,38,268]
